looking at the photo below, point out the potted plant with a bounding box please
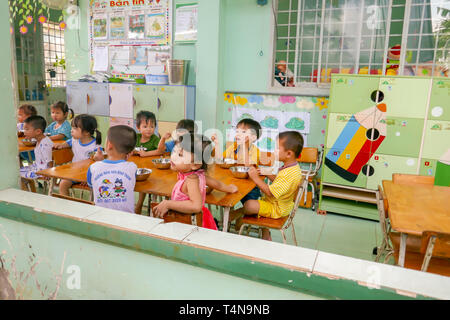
[48,56,66,78]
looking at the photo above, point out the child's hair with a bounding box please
[72,114,102,145]
[236,118,262,140]
[51,101,74,120]
[107,125,137,154]
[19,104,37,117]
[176,119,197,134]
[278,131,304,158]
[25,115,47,133]
[136,111,156,128]
[177,133,212,171]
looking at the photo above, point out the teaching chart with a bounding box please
[175,3,198,43]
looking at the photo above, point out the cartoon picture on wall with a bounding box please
[325,102,387,183]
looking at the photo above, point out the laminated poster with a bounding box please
[128,11,145,40]
[109,12,126,40]
[130,47,148,66]
[175,3,198,42]
[93,14,108,40]
[146,11,167,43]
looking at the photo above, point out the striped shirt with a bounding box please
[263,163,302,218]
[223,143,260,165]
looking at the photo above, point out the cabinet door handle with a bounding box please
[133,97,136,108]
[157,98,161,110]
[86,94,90,105]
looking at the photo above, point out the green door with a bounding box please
[365,154,419,190]
[157,86,186,122]
[428,78,450,121]
[375,117,425,157]
[329,75,380,114]
[378,77,431,119]
[133,85,158,120]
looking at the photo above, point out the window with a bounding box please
[272,0,450,94]
[43,21,66,87]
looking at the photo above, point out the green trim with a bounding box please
[0,201,435,300]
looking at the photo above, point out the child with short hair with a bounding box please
[45,101,74,141]
[55,114,103,196]
[133,111,161,157]
[212,118,262,204]
[157,119,197,154]
[19,116,53,183]
[153,133,238,230]
[87,125,137,213]
[232,131,304,241]
[17,104,37,132]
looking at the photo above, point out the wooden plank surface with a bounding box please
[37,155,256,208]
[18,137,66,152]
[382,180,450,236]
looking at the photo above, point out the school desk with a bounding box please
[18,137,67,165]
[382,180,450,267]
[37,155,256,232]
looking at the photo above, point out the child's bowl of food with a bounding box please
[88,150,108,161]
[134,146,147,152]
[230,166,250,179]
[216,158,237,169]
[205,186,213,194]
[22,138,37,147]
[136,168,152,181]
[17,131,25,137]
[152,158,171,169]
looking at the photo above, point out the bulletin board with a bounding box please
[89,0,173,79]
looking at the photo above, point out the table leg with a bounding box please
[47,178,55,196]
[222,207,230,233]
[398,233,407,267]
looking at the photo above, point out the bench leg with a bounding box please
[398,233,407,267]
[222,207,230,232]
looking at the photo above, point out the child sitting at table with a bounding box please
[87,125,137,213]
[45,101,74,141]
[153,133,238,230]
[20,116,54,186]
[156,119,197,154]
[133,111,161,157]
[17,104,37,132]
[212,118,262,205]
[231,131,304,241]
[55,114,103,196]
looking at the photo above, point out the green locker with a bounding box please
[325,113,355,149]
[375,117,425,157]
[157,86,186,122]
[328,75,380,114]
[419,158,437,177]
[422,120,450,160]
[96,116,110,148]
[133,85,158,119]
[365,154,419,190]
[428,78,450,121]
[378,77,431,119]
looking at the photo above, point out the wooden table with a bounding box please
[18,137,66,160]
[382,180,450,267]
[37,155,256,232]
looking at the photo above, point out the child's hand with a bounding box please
[154,200,170,218]
[138,150,148,157]
[163,132,172,140]
[53,144,63,150]
[211,133,218,143]
[248,167,259,180]
[93,148,104,161]
[226,184,238,193]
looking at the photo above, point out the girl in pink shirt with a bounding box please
[153,133,237,230]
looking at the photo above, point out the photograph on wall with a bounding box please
[109,12,126,40]
[128,11,145,40]
[93,14,108,39]
[145,11,167,43]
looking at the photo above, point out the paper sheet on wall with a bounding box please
[146,11,168,44]
[128,11,145,40]
[109,11,126,40]
[175,3,198,42]
[93,46,109,72]
[93,14,108,40]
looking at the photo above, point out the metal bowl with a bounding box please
[89,150,108,161]
[152,158,171,169]
[136,168,152,181]
[22,138,37,147]
[230,166,250,179]
[135,146,147,152]
[216,158,237,169]
[205,186,213,194]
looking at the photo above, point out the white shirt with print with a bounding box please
[87,160,137,213]
[20,136,53,179]
[67,138,102,162]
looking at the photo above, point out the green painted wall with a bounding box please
[1,0,19,190]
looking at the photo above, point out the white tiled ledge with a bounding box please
[0,188,449,300]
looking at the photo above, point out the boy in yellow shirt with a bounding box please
[233,131,304,241]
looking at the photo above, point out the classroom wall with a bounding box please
[0,0,20,190]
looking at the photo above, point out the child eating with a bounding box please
[156,119,197,154]
[153,133,238,230]
[87,125,137,213]
[232,131,304,241]
[20,116,54,185]
[45,101,74,141]
[55,114,103,196]
[17,104,37,132]
[133,111,161,157]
